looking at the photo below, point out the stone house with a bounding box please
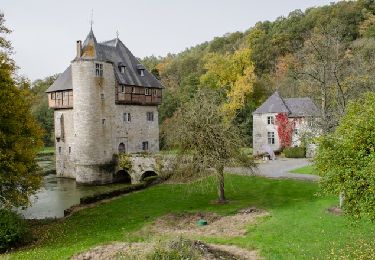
[252,91,320,156]
[46,29,163,184]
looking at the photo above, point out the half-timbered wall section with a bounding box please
[116,85,162,105]
[48,90,73,109]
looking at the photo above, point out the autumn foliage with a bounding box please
[275,113,295,148]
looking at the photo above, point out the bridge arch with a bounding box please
[113,169,131,183]
[140,170,158,181]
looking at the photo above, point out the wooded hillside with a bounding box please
[141,0,375,145]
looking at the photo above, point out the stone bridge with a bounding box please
[113,155,170,184]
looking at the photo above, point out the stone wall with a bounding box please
[54,109,75,178]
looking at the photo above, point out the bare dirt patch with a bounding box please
[72,207,266,260]
[71,239,260,260]
[151,207,268,237]
[71,242,154,260]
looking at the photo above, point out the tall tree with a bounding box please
[200,48,256,118]
[0,13,43,208]
[166,88,254,202]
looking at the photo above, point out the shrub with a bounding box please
[284,147,306,158]
[315,92,375,220]
[0,209,30,252]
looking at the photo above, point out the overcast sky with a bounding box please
[2,0,333,81]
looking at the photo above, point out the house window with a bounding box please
[140,69,144,76]
[145,88,151,96]
[267,116,274,125]
[121,86,125,93]
[51,93,55,99]
[120,66,126,74]
[95,63,103,77]
[132,87,136,93]
[294,128,299,135]
[123,112,131,122]
[146,112,154,121]
[267,132,275,145]
[153,89,157,96]
[142,141,149,151]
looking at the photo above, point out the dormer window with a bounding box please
[136,64,145,77]
[119,66,126,74]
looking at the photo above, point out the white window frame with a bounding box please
[120,66,126,74]
[95,63,103,77]
[140,69,144,76]
[123,112,131,122]
[267,131,275,145]
[267,116,274,125]
[145,88,151,96]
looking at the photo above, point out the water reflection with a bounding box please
[20,175,114,219]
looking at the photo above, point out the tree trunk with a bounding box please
[217,165,225,202]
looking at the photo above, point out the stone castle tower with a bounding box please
[46,29,163,184]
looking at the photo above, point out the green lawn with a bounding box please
[290,165,316,175]
[6,175,375,259]
[37,146,55,156]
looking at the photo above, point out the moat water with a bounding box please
[19,174,101,219]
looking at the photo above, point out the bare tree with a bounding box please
[165,88,254,202]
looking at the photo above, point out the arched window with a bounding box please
[118,142,126,153]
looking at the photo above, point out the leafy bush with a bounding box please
[284,147,306,158]
[315,92,375,220]
[0,209,30,252]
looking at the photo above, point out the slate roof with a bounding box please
[252,91,290,114]
[46,29,162,93]
[45,66,72,93]
[253,91,320,117]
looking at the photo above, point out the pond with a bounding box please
[19,174,128,219]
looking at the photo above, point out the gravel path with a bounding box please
[226,158,319,181]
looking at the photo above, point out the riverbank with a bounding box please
[6,174,375,259]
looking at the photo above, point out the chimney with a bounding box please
[76,40,82,58]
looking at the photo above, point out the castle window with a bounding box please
[123,112,131,122]
[142,141,149,151]
[118,143,126,153]
[146,112,154,121]
[95,63,103,77]
[102,118,106,125]
[267,116,274,125]
[101,93,104,100]
[267,132,275,145]
[58,147,61,154]
[69,147,71,154]
[145,88,151,96]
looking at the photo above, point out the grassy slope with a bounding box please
[290,165,316,175]
[6,175,375,259]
